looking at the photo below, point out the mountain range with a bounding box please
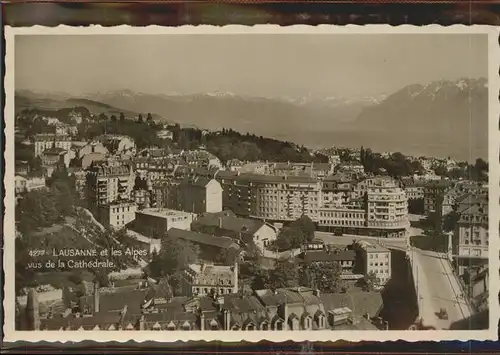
[15,77,488,161]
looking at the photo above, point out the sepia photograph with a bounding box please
[4,25,498,342]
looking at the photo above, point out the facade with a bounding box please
[33,133,72,157]
[96,201,137,229]
[15,175,46,194]
[86,163,135,207]
[217,172,322,222]
[178,177,223,214]
[133,208,195,239]
[454,194,488,264]
[41,148,71,168]
[424,180,452,216]
[364,178,408,237]
[180,262,239,297]
[318,177,408,238]
[132,189,151,210]
[355,241,392,287]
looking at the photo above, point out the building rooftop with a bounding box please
[193,211,268,236]
[254,287,322,307]
[166,228,240,250]
[355,241,390,253]
[137,208,193,219]
[320,291,383,320]
[299,249,356,263]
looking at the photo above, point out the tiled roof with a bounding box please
[320,292,383,320]
[255,287,322,307]
[40,312,123,330]
[79,289,148,315]
[299,250,356,263]
[166,228,240,250]
[192,211,266,236]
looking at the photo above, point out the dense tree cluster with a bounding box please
[360,148,424,178]
[299,262,347,293]
[16,167,79,236]
[76,114,168,149]
[435,158,488,182]
[272,215,316,251]
[146,236,199,296]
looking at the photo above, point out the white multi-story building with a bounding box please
[355,241,392,287]
[33,134,72,157]
[97,201,137,229]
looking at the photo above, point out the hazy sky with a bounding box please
[15,34,488,98]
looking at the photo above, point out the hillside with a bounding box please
[15,91,162,121]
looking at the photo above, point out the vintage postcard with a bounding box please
[3,25,499,342]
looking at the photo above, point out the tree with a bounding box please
[216,247,240,265]
[148,237,199,278]
[119,112,125,122]
[28,156,44,177]
[147,113,153,122]
[268,259,299,289]
[364,271,379,291]
[434,165,447,176]
[138,114,144,123]
[275,227,304,251]
[290,215,316,242]
[110,114,117,122]
[300,262,344,293]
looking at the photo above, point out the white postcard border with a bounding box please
[3,24,499,343]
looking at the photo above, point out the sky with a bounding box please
[15,34,488,98]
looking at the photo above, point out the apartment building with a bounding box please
[179,262,239,297]
[216,172,322,222]
[96,201,137,229]
[33,133,72,157]
[86,162,135,207]
[400,178,427,201]
[423,180,452,216]
[178,177,223,214]
[133,208,195,239]
[354,241,392,287]
[365,177,409,238]
[321,174,355,206]
[454,194,488,273]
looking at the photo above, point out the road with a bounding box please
[314,231,409,250]
[314,221,473,329]
[410,247,473,329]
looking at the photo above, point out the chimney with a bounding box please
[139,315,145,330]
[26,288,40,331]
[200,312,205,331]
[93,282,100,313]
[233,260,239,293]
[224,309,231,330]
